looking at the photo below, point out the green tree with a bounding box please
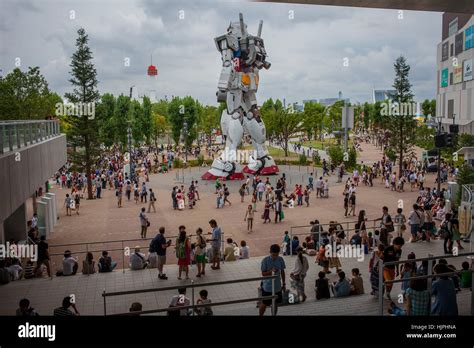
[198,105,219,147]
[167,96,199,147]
[303,101,326,141]
[456,164,474,205]
[387,56,417,176]
[113,95,130,147]
[0,67,59,120]
[95,93,115,147]
[130,99,144,145]
[142,96,153,144]
[63,28,100,199]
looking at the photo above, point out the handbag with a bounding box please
[280,211,285,220]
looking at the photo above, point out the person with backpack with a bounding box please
[129,246,149,270]
[195,289,213,316]
[440,213,453,254]
[150,227,172,280]
[194,228,207,277]
[290,247,309,302]
[168,288,191,316]
[139,208,149,239]
[223,184,232,206]
[176,226,191,280]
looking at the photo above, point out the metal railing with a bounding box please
[288,218,381,255]
[102,275,278,316]
[0,120,61,155]
[48,232,226,274]
[378,252,474,316]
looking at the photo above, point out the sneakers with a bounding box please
[158,274,168,280]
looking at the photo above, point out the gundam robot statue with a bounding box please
[202,13,279,180]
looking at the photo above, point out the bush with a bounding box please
[173,158,184,168]
[312,150,321,166]
[299,153,308,165]
[197,154,205,166]
[327,145,344,165]
[384,148,397,162]
[347,147,357,169]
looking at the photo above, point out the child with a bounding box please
[195,289,213,316]
[460,261,472,289]
[350,268,365,295]
[373,229,380,247]
[315,271,330,300]
[400,261,413,295]
[316,243,330,273]
[367,231,374,251]
[304,187,310,207]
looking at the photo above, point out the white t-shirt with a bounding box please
[62,257,77,276]
[7,264,23,280]
[240,246,250,259]
[130,252,146,270]
[169,295,190,316]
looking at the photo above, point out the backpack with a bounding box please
[199,236,206,250]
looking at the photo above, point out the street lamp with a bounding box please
[127,121,135,182]
[435,115,443,193]
[129,85,135,99]
[183,120,188,165]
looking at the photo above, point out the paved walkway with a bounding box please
[0,239,471,316]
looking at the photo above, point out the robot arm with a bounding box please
[215,36,237,102]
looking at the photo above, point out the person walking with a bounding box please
[274,198,283,223]
[139,208,149,239]
[175,226,191,280]
[259,244,286,316]
[148,188,156,213]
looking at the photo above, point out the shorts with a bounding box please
[410,224,419,236]
[196,254,206,263]
[157,255,166,267]
[261,289,283,306]
[211,247,221,259]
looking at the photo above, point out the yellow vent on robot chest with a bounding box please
[241,74,250,85]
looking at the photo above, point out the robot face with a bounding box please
[227,21,248,37]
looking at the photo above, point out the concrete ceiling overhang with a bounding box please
[254,0,474,14]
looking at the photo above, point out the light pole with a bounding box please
[129,85,135,99]
[183,120,188,165]
[436,116,442,193]
[127,121,135,182]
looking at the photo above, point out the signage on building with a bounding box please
[441,68,449,87]
[466,25,473,50]
[464,59,473,81]
[454,66,463,84]
[442,42,449,61]
[455,32,464,55]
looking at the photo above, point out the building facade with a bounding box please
[436,13,474,134]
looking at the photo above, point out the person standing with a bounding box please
[274,198,283,223]
[139,208,149,239]
[148,188,156,213]
[150,227,172,280]
[223,184,232,206]
[74,194,81,215]
[175,226,191,280]
[259,244,286,316]
[408,204,422,242]
[207,219,222,270]
[244,204,255,232]
[195,228,207,277]
[65,194,72,216]
[383,237,405,300]
[431,264,458,316]
[290,247,309,302]
[125,180,132,201]
[377,206,394,246]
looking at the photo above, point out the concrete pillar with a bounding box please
[45,192,58,226]
[36,200,51,238]
[3,202,27,242]
[41,196,54,233]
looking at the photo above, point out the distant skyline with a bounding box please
[0,0,441,105]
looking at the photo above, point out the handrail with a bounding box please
[384,270,473,284]
[383,252,474,266]
[112,296,277,316]
[102,275,278,316]
[103,275,276,297]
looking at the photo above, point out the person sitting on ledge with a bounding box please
[331,271,351,298]
[130,246,149,270]
[98,251,117,273]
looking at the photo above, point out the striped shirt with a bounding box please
[53,307,75,316]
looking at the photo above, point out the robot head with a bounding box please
[227,21,248,38]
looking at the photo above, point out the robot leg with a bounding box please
[243,116,278,175]
[207,110,244,179]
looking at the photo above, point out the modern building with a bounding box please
[302,91,350,109]
[436,13,474,134]
[372,89,396,103]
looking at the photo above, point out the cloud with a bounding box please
[0,0,441,105]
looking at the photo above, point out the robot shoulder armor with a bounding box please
[214,34,239,52]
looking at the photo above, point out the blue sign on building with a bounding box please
[466,25,473,50]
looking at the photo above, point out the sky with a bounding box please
[0,0,442,106]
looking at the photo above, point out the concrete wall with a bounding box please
[0,134,67,242]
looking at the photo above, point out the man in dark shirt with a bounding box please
[383,236,405,299]
[150,227,171,279]
[35,236,51,278]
